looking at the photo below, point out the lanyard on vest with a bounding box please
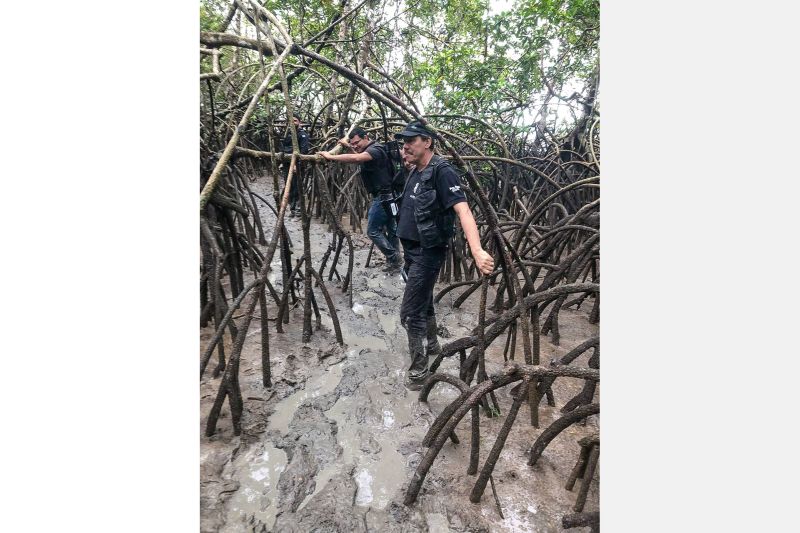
[406,156,444,197]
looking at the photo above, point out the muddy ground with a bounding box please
[200,172,599,532]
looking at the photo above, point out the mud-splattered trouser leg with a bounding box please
[400,240,446,377]
[367,198,400,263]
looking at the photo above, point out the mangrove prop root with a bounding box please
[528,403,599,467]
[562,511,599,532]
[432,283,598,367]
[469,378,530,503]
[419,373,470,448]
[574,443,599,513]
[408,364,597,505]
[566,443,592,492]
[200,278,260,378]
[561,380,597,413]
[259,281,271,388]
[310,267,344,344]
[406,374,518,506]
[468,405,480,475]
[489,475,504,519]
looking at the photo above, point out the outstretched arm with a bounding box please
[318,151,373,164]
[453,201,494,275]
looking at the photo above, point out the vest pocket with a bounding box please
[417,219,441,247]
[414,189,441,248]
[414,188,437,214]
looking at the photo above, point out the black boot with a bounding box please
[406,332,428,391]
[426,316,441,356]
[382,254,403,273]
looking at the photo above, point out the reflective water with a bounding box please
[222,443,287,532]
[268,361,344,435]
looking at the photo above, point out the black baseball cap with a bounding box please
[394,121,433,139]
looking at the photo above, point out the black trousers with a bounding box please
[399,239,446,338]
[284,161,302,209]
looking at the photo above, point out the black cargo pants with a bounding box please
[399,239,446,374]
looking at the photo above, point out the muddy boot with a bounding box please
[382,256,402,273]
[426,316,441,356]
[405,333,429,391]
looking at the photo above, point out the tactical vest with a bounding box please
[282,129,309,154]
[412,158,456,248]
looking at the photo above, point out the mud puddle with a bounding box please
[268,361,344,436]
[221,442,287,532]
[325,384,411,510]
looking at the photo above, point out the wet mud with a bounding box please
[200,173,599,532]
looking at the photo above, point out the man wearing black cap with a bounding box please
[394,121,494,390]
[318,127,403,272]
[281,113,310,217]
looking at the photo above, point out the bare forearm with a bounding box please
[318,150,371,164]
[329,153,361,164]
[455,202,483,252]
[327,137,351,157]
[454,201,495,275]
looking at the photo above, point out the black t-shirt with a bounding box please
[282,128,310,154]
[360,142,392,196]
[396,155,467,242]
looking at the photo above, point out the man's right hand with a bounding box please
[473,249,495,276]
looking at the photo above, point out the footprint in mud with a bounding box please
[222,443,287,532]
[268,361,345,436]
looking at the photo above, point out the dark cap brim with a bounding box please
[394,129,417,139]
[395,125,433,139]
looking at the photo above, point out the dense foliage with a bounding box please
[200,0,598,144]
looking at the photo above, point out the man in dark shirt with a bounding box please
[394,121,494,390]
[318,127,403,271]
[281,113,311,217]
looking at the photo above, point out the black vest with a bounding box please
[412,159,456,248]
